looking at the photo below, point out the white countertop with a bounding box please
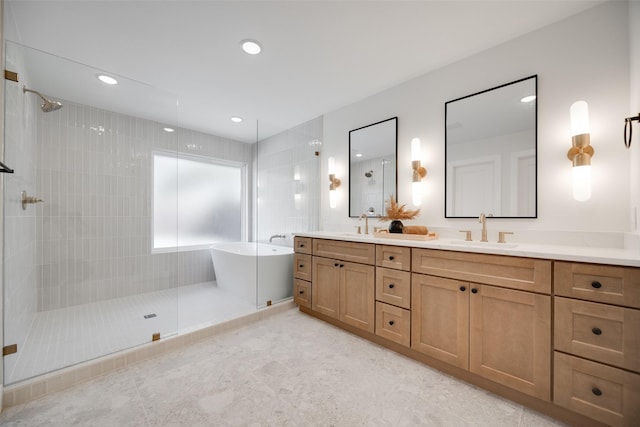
[295,231,640,268]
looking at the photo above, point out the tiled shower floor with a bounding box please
[4,282,256,384]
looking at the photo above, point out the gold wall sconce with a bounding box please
[328,157,341,209]
[624,113,639,149]
[411,138,427,206]
[568,100,593,201]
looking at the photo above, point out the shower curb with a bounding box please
[2,299,296,409]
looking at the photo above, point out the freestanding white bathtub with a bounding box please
[210,242,294,307]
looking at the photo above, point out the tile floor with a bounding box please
[0,307,567,426]
[5,282,256,384]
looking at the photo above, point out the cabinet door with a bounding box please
[469,285,551,401]
[312,257,341,319]
[411,273,469,369]
[340,262,375,333]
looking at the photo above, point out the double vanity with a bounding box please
[293,232,639,427]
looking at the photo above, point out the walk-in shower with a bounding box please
[22,87,63,112]
[2,41,320,392]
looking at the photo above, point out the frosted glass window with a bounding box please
[154,152,245,250]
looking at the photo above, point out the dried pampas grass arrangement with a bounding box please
[380,196,420,221]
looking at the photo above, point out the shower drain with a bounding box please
[143,313,157,319]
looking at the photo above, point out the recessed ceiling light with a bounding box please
[97,74,118,85]
[241,39,262,55]
[231,116,243,123]
[520,95,536,103]
[355,153,363,158]
[163,127,175,133]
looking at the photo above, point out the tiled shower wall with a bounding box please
[32,100,253,311]
[256,117,322,243]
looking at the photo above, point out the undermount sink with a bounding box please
[447,240,518,249]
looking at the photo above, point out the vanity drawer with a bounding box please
[375,301,410,347]
[555,262,640,309]
[313,239,375,265]
[294,253,312,281]
[412,249,551,293]
[294,236,312,254]
[294,279,311,308]
[376,245,411,271]
[375,267,411,309]
[554,352,640,427]
[554,297,640,372]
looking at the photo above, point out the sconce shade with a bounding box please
[328,157,336,175]
[572,164,591,201]
[411,138,421,161]
[570,101,590,136]
[568,100,592,201]
[411,137,425,206]
[328,156,340,208]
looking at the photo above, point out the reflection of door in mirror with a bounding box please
[445,76,537,218]
[349,117,398,218]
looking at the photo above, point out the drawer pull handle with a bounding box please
[388,321,395,326]
[388,256,395,261]
[591,281,602,289]
[592,387,602,396]
[592,327,602,335]
[471,288,478,294]
[388,284,395,289]
[460,286,466,292]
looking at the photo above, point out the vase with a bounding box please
[389,220,404,233]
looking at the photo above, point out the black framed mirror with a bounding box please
[349,117,398,218]
[445,75,537,218]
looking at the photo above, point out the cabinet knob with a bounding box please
[388,283,395,289]
[460,286,466,292]
[299,244,305,247]
[388,320,395,326]
[388,256,395,261]
[299,264,304,268]
[339,264,344,268]
[591,281,602,289]
[299,290,304,295]
[334,263,339,267]
[592,327,602,335]
[471,288,478,294]
[592,387,602,396]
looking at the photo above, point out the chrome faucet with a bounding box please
[479,213,488,242]
[269,234,286,243]
[359,213,369,235]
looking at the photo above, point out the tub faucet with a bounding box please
[269,234,286,243]
[359,213,369,235]
[479,213,488,242]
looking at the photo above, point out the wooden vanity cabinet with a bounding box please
[311,239,375,333]
[294,235,640,426]
[411,248,552,401]
[553,261,640,426]
[293,237,312,308]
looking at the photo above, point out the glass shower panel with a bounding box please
[2,42,179,384]
[254,118,322,308]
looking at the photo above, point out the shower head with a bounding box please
[23,87,63,112]
[364,170,374,178]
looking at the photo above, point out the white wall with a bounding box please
[322,1,630,239]
[630,0,640,233]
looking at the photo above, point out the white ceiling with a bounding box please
[5,0,605,143]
